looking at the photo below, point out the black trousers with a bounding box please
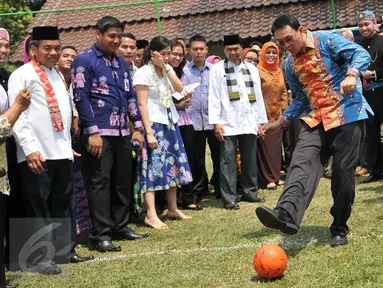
[277,121,363,236]
[365,114,383,174]
[220,134,259,203]
[4,137,24,268]
[282,119,302,172]
[0,194,5,287]
[81,136,132,242]
[19,159,74,266]
[194,130,220,197]
[364,88,383,174]
[358,121,369,169]
[179,125,196,205]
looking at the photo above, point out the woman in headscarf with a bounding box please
[242,48,259,66]
[23,35,33,64]
[257,42,288,190]
[206,55,221,65]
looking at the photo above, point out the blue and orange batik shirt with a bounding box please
[280,30,373,131]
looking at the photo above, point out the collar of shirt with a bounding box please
[292,30,315,59]
[305,30,315,49]
[190,60,211,71]
[92,44,117,60]
[367,31,379,43]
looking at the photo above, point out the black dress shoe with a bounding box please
[330,234,348,247]
[255,206,298,235]
[224,202,240,210]
[241,196,265,203]
[129,208,148,225]
[89,240,121,252]
[37,264,62,275]
[361,173,383,184]
[70,252,94,263]
[112,229,150,241]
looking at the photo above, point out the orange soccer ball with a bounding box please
[253,244,288,279]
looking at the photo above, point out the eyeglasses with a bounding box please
[275,32,298,48]
[171,52,184,59]
[244,57,259,64]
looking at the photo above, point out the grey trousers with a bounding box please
[277,121,363,236]
[220,134,259,203]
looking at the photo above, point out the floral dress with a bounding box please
[0,116,12,196]
[137,110,193,194]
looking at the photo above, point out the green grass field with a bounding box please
[7,150,383,287]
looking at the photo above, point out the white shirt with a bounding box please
[133,64,178,125]
[208,60,268,136]
[8,62,73,163]
[69,84,78,117]
[0,85,9,113]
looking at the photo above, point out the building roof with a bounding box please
[11,0,383,63]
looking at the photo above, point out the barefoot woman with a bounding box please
[134,36,193,230]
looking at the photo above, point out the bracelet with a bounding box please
[164,66,171,73]
[278,116,289,130]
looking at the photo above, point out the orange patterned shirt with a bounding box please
[281,30,372,131]
[258,67,288,122]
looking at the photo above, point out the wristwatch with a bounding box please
[134,127,144,134]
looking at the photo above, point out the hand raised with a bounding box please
[151,51,166,69]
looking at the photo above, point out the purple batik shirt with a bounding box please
[71,44,142,136]
[183,60,213,131]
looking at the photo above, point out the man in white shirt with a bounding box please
[8,26,91,275]
[209,34,268,210]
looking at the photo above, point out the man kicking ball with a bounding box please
[256,14,372,247]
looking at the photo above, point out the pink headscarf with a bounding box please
[0,28,9,42]
[23,35,32,64]
[241,48,251,60]
[206,55,222,64]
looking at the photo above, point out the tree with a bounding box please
[27,0,46,11]
[0,2,33,52]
